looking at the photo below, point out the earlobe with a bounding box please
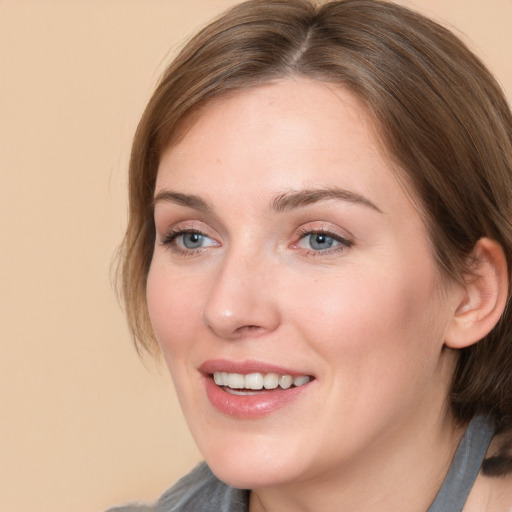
[445,238,509,349]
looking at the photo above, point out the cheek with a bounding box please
[146,261,204,356]
[289,268,449,432]
[286,262,444,368]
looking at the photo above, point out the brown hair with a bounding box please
[118,0,512,468]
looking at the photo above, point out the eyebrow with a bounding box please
[270,187,382,213]
[153,190,211,211]
[153,187,382,214]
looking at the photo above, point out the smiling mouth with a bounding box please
[213,371,312,395]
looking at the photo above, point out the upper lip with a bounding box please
[199,359,313,377]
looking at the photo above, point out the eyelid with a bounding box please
[295,222,353,241]
[154,208,225,238]
[156,218,214,241]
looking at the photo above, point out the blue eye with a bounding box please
[180,232,208,249]
[306,233,337,250]
[161,229,217,253]
[297,230,351,253]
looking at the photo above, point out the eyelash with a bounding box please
[160,228,215,257]
[294,227,353,256]
[159,226,353,257]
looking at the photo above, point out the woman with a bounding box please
[113,0,512,510]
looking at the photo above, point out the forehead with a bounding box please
[155,79,416,218]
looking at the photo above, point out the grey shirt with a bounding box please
[109,415,493,512]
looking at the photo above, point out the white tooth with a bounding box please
[221,372,229,386]
[293,376,310,387]
[213,372,222,385]
[245,373,264,390]
[263,373,279,389]
[227,373,245,389]
[279,375,293,389]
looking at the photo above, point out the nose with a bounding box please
[202,249,281,340]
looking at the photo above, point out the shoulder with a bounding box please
[465,430,512,512]
[106,462,249,512]
[156,462,248,511]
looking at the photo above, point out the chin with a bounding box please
[195,431,304,489]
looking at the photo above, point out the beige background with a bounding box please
[1,1,510,511]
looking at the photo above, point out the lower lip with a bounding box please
[204,376,311,419]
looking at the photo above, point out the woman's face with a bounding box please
[147,79,461,489]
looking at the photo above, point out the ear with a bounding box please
[445,238,509,349]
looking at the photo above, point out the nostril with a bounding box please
[234,325,266,336]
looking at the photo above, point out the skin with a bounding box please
[147,78,472,512]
